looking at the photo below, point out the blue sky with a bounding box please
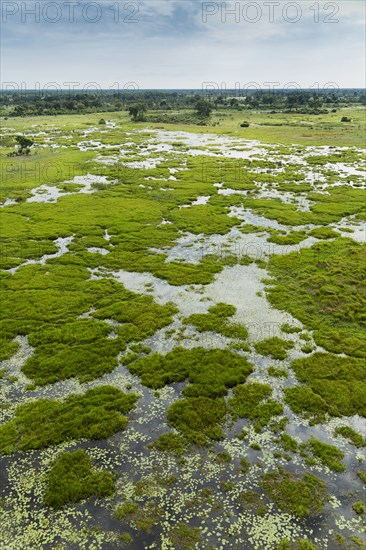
[1,0,365,89]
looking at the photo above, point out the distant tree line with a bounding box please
[0,89,364,118]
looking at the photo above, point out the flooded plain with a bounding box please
[0,117,365,549]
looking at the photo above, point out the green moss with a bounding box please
[215,451,232,464]
[230,382,283,431]
[267,230,307,246]
[184,302,248,341]
[261,468,328,518]
[284,386,330,423]
[255,337,294,360]
[114,501,139,520]
[334,426,366,448]
[43,450,115,508]
[0,386,138,454]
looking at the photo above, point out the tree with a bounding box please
[195,99,212,118]
[129,102,147,122]
[15,135,34,155]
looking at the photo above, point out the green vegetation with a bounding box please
[308,227,339,240]
[303,438,345,472]
[128,346,253,397]
[285,353,366,421]
[184,302,248,340]
[334,426,366,448]
[169,523,202,549]
[281,323,302,334]
[167,397,227,445]
[229,382,283,431]
[268,366,288,378]
[149,432,187,455]
[255,337,294,360]
[267,239,366,358]
[239,457,250,473]
[44,450,115,508]
[261,468,328,518]
[280,433,299,453]
[357,471,366,486]
[352,502,365,515]
[0,386,138,454]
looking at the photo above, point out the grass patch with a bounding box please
[0,386,138,454]
[167,397,227,446]
[44,449,115,508]
[334,426,366,448]
[287,353,366,421]
[268,366,288,378]
[255,337,294,360]
[229,382,283,431]
[128,346,253,398]
[149,432,187,455]
[267,239,366,358]
[261,468,328,518]
[184,302,248,341]
[303,438,345,472]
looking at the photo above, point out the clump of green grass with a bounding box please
[357,471,366,485]
[239,457,250,473]
[261,468,328,518]
[267,229,307,246]
[229,382,283,431]
[149,432,187,455]
[286,353,366,421]
[308,227,338,240]
[169,523,202,549]
[184,303,248,341]
[303,438,345,472]
[268,366,288,378]
[280,433,298,453]
[0,386,138,454]
[334,426,366,448]
[267,239,365,358]
[167,397,227,446]
[352,501,365,515]
[215,451,232,464]
[255,337,294,360]
[44,450,115,508]
[281,323,302,334]
[128,346,253,398]
[114,500,139,520]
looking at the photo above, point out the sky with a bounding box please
[1,0,365,90]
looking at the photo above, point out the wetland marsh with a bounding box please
[0,107,365,549]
